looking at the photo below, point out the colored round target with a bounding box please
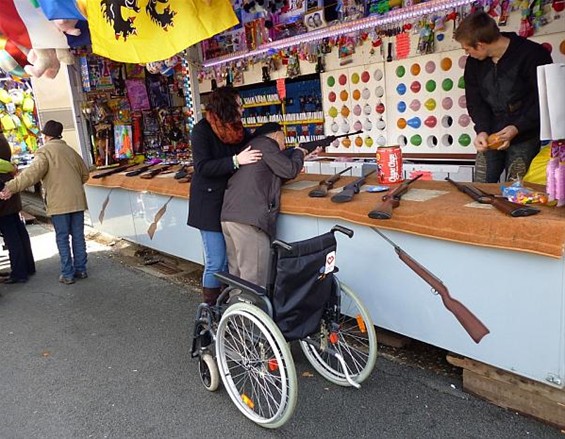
[397,101,407,113]
[396,83,407,95]
[362,88,371,99]
[442,97,453,110]
[396,65,406,78]
[342,138,351,148]
[541,42,552,53]
[355,136,363,147]
[363,104,372,115]
[424,98,436,111]
[424,116,437,128]
[352,89,361,100]
[339,74,347,85]
[410,81,421,93]
[365,136,374,147]
[458,133,471,147]
[353,120,362,131]
[458,95,467,108]
[440,57,452,71]
[425,60,436,74]
[407,117,421,129]
[374,69,383,80]
[328,91,336,102]
[410,63,421,76]
[361,71,370,83]
[351,72,360,84]
[328,107,338,118]
[364,119,373,130]
[458,76,465,89]
[442,78,453,91]
[353,104,362,116]
[458,114,471,127]
[341,105,350,117]
[410,134,422,146]
[458,55,467,69]
[409,99,421,111]
[397,118,407,129]
[376,102,385,114]
[327,76,335,87]
[425,80,436,92]
[340,90,349,101]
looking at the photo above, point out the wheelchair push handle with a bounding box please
[331,225,354,238]
[271,239,293,251]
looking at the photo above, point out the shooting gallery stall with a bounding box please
[85,172,565,391]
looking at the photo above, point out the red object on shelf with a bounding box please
[276,78,286,100]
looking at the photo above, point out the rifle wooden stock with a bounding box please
[368,197,399,219]
[446,178,540,217]
[396,251,490,344]
[308,166,353,198]
[372,227,490,344]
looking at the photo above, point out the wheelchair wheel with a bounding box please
[216,302,297,429]
[199,352,220,392]
[299,282,377,386]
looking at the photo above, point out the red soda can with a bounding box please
[376,145,403,184]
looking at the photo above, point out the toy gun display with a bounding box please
[446,178,540,217]
[372,227,490,343]
[140,164,173,180]
[299,130,362,153]
[368,174,423,219]
[125,163,158,177]
[331,169,376,203]
[91,163,136,179]
[308,166,353,198]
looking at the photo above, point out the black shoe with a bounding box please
[3,277,27,284]
[74,272,88,280]
[59,275,75,285]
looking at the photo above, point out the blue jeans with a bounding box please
[200,230,227,288]
[51,211,87,279]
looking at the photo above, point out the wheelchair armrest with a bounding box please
[214,272,267,297]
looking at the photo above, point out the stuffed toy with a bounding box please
[53,19,82,37]
[24,48,75,79]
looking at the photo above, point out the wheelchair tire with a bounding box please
[199,352,220,392]
[216,302,297,429]
[299,281,377,386]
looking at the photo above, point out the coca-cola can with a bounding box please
[376,145,403,184]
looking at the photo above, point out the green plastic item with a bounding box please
[410,134,422,146]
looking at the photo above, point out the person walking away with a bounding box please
[0,133,35,284]
[187,87,262,305]
[221,122,308,287]
[0,121,90,285]
[454,10,552,183]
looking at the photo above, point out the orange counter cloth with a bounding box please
[87,172,565,258]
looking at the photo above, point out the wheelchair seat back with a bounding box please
[271,231,337,341]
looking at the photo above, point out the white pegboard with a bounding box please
[385,49,475,155]
[320,64,388,154]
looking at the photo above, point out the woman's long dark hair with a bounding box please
[205,86,241,124]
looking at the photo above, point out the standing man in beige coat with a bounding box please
[0,120,90,284]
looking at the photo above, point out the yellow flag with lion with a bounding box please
[87,0,239,63]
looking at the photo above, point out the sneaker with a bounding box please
[59,275,75,285]
[74,272,88,280]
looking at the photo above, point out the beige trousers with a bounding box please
[221,221,270,287]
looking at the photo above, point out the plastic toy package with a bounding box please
[502,180,549,205]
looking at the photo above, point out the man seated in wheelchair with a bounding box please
[220,122,309,288]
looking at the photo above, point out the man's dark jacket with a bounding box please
[464,32,552,143]
[221,135,304,238]
[187,119,250,232]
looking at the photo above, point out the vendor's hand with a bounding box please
[0,188,12,200]
[474,132,489,152]
[304,146,323,160]
[492,125,518,150]
[237,146,262,165]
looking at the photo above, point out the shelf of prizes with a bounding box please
[85,167,565,389]
[76,52,196,168]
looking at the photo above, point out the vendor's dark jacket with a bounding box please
[464,32,552,143]
[187,118,250,232]
[0,171,21,217]
[221,135,305,239]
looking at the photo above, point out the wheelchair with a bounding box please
[191,225,377,429]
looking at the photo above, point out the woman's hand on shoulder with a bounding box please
[237,146,262,165]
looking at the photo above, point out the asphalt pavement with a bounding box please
[0,222,562,439]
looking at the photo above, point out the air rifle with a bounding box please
[445,178,540,217]
[299,130,362,153]
[309,166,353,198]
[91,163,136,179]
[331,169,376,203]
[125,163,157,177]
[140,164,173,180]
[368,174,423,219]
[372,227,490,343]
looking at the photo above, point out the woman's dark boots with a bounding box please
[202,287,221,305]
